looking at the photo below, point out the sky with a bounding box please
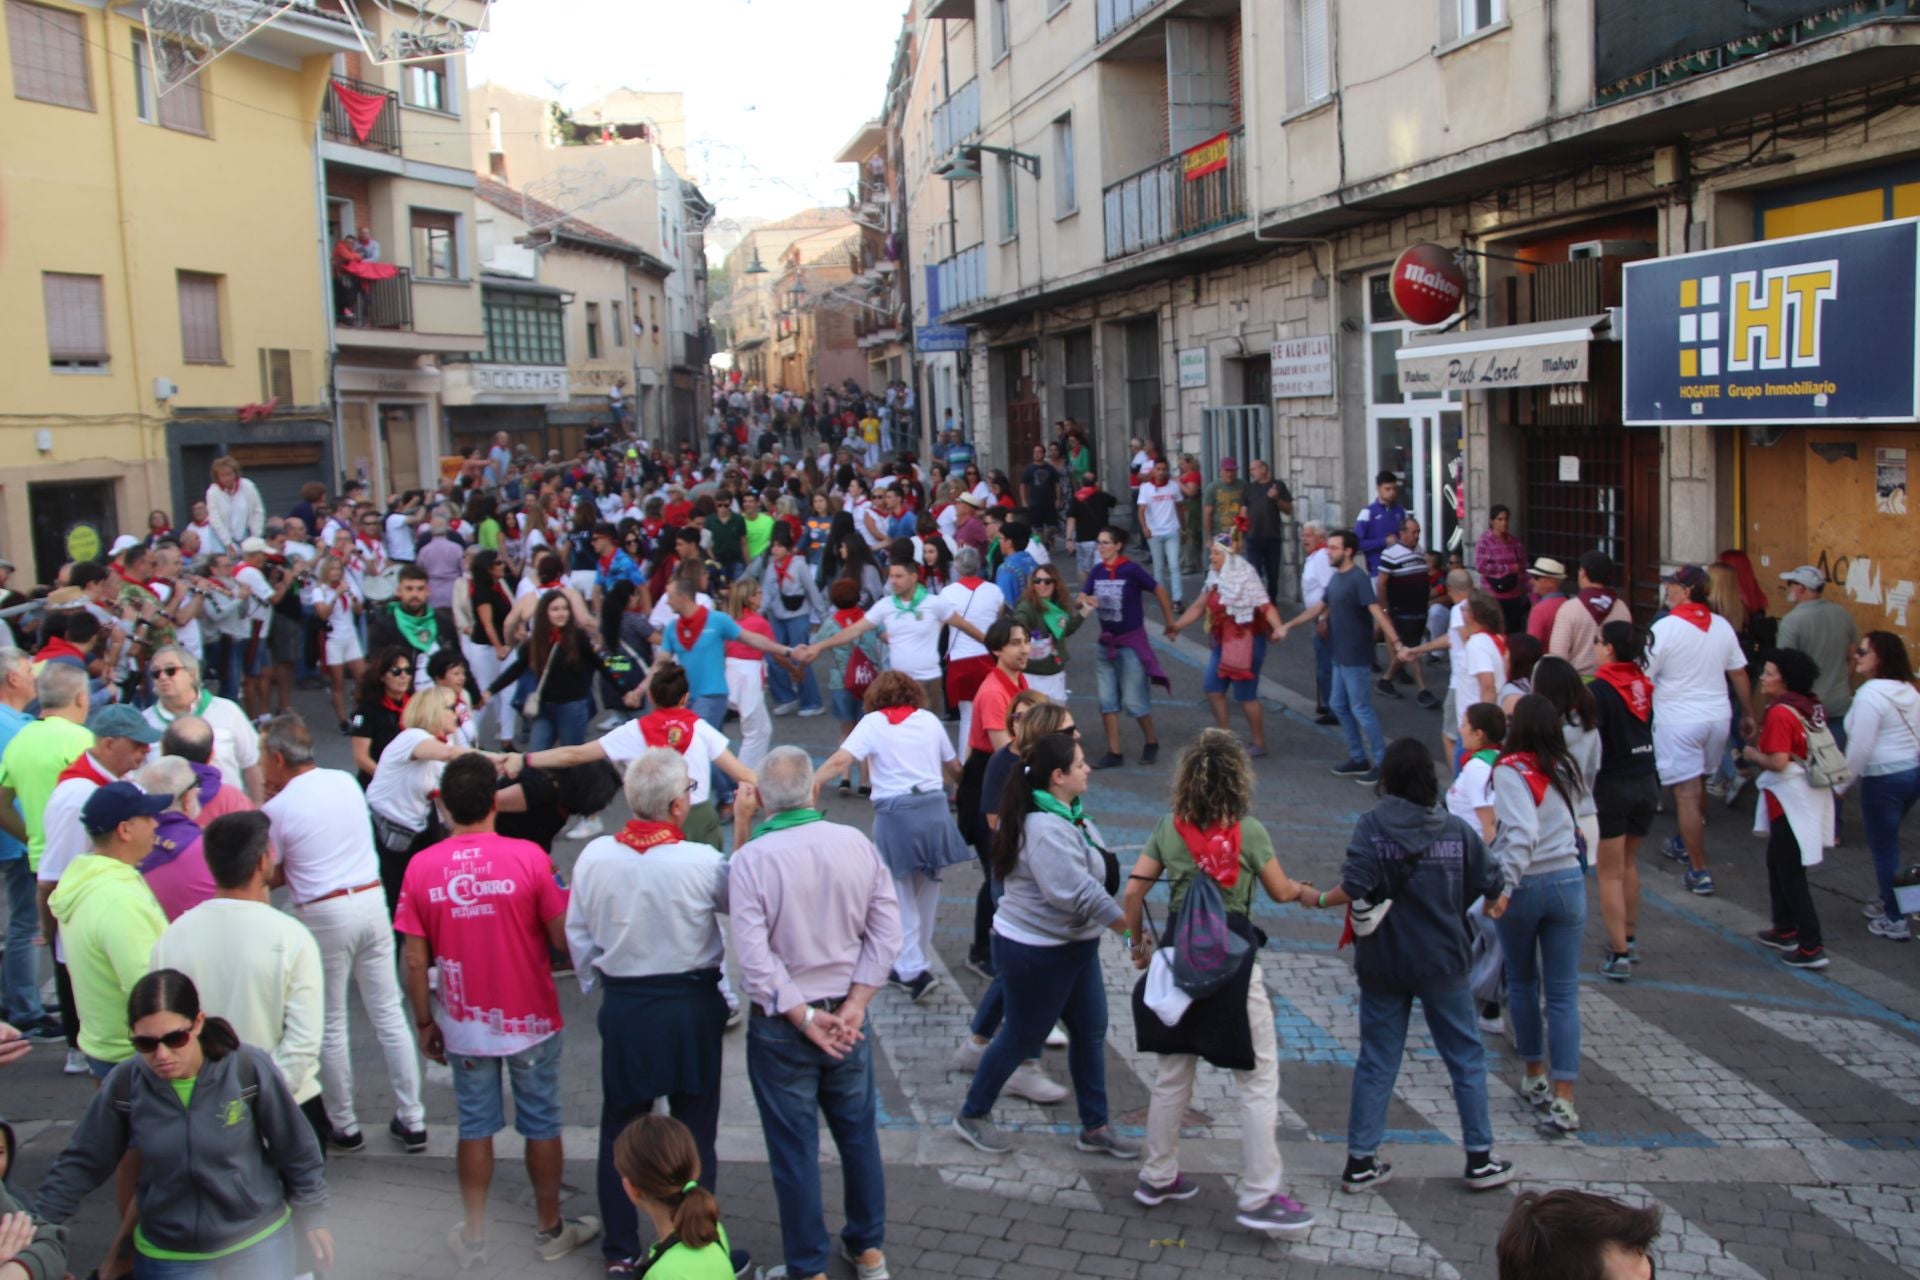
[467,0,907,235]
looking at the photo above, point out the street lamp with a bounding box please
[744,249,768,274]
[935,143,1041,183]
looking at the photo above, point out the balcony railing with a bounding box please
[931,79,980,156]
[1096,0,1163,42]
[335,267,413,331]
[682,329,714,368]
[322,76,401,153]
[935,244,986,317]
[1594,0,1920,104]
[1102,126,1246,261]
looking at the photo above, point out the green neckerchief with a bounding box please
[890,584,929,618]
[1030,789,1086,826]
[752,807,826,840]
[1036,599,1069,640]
[391,601,439,652]
[1470,748,1501,767]
[153,688,213,724]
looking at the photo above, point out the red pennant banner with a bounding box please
[330,78,388,143]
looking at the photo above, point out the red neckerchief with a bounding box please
[36,637,87,664]
[1490,632,1509,658]
[58,754,112,788]
[381,692,409,716]
[833,607,865,629]
[355,532,382,552]
[1496,751,1551,806]
[775,556,797,586]
[674,605,710,652]
[1074,486,1098,502]
[149,526,172,542]
[217,477,239,495]
[537,578,563,593]
[597,551,616,573]
[112,564,158,601]
[1671,601,1713,632]
[615,819,685,851]
[1173,818,1243,888]
[1577,587,1617,625]
[642,518,665,540]
[956,576,985,589]
[641,707,700,752]
[1098,556,1133,576]
[1595,662,1653,722]
[879,706,917,725]
[1774,690,1827,730]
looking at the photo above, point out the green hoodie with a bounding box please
[48,853,166,1063]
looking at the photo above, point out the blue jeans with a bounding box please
[768,614,822,711]
[1861,767,1920,920]
[1329,663,1386,766]
[134,1220,296,1278]
[745,1013,886,1277]
[1313,628,1332,710]
[527,696,592,753]
[1493,867,1586,1081]
[1,856,43,1023]
[1348,984,1491,1158]
[963,936,1108,1132]
[1146,533,1181,604]
[690,693,734,807]
[1203,633,1268,702]
[1094,640,1151,719]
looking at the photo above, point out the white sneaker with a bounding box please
[64,1048,88,1076]
[1005,1061,1070,1105]
[1869,914,1912,942]
[1045,1024,1069,1048]
[562,814,604,841]
[950,1038,987,1072]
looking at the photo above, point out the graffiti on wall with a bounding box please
[1815,550,1916,629]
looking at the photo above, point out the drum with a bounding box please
[362,563,401,603]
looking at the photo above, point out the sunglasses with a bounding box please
[386,665,412,678]
[132,1025,194,1055]
[150,666,183,679]
[1032,576,1056,584]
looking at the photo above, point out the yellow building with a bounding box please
[0,0,352,583]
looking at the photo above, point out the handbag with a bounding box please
[1215,615,1256,683]
[370,809,423,857]
[521,640,562,719]
[843,642,878,694]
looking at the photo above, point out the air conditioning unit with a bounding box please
[1569,239,1654,261]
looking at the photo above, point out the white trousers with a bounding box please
[957,701,974,759]
[295,888,425,1134]
[1141,961,1281,1211]
[891,870,942,979]
[1027,671,1069,704]
[725,656,772,769]
[461,636,510,747]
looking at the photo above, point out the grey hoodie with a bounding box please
[1489,764,1583,893]
[1340,796,1500,995]
[0,1146,66,1280]
[994,811,1123,944]
[34,1044,327,1256]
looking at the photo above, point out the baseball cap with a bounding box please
[108,534,140,556]
[238,537,269,556]
[1528,557,1568,578]
[1219,457,1238,472]
[1661,564,1708,590]
[1780,565,1827,591]
[80,781,172,836]
[88,703,163,744]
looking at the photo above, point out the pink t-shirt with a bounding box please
[394,831,568,1056]
[142,815,218,922]
[725,611,775,661]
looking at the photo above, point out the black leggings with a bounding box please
[1766,818,1823,949]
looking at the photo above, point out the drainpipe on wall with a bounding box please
[314,102,343,490]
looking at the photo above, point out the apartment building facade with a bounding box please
[721,207,863,390]
[902,0,1920,636]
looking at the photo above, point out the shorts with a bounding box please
[324,628,364,667]
[1594,771,1660,839]
[267,613,302,666]
[1095,640,1151,719]
[1202,633,1268,703]
[449,1031,564,1141]
[86,1053,120,1081]
[1654,717,1730,787]
[238,629,272,679]
[831,687,863,722]
[1391,615,1425,648]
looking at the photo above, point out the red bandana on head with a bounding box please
[615,819,685,852]
[641,707,700,753]
[1671,601,1714,632]
[674,605,711,652]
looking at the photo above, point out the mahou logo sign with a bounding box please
[1390,244,1468,327]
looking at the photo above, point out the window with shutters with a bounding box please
[131,33,208,135]
[586,302,602,359]
[177,272,224,364]
[1052,116,1076,217]
[410,208,459,279]
[989,0,1010,64]
[998,154,1018,243]
[7,0,93,112]
[42,273,108,370]
[1285,0,1331,112]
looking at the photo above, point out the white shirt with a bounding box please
[232,564,273,625]
[840,709,954,801]
[143,694,259,793]
[935,503,959,540]
[385,511,418,562]
[648,590,714,633]
[598,715,730,805]
[1301,547,1333,608]
[188,519,221,555]
[936,579,1004,664]
[281,541,318,566]
[152,580,202,660]
[866,592,956,680]
[566,837,728,992]
[1136,480,1181,537]
[1445,754,1496,828]
[1028,541,1052,567]
[303,583,358,646]
[364,728,446,830]
[1452,631,1506,717]
[1131,449,1154,477]
[1647,611,1747,726]
[153,899,325,1102]
[263,767,380,904]
[39,760,118,964]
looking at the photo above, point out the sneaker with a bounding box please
[1415,690,1440,709]
[1627,935,1638,961]
[388,1116,428,1153]
[951,1114,1012,1153]
[1139,742,1159,766]
[1375,678,1403,699]
[963,953,995,980]
[1782,946,1830,970]
[19,1015,64,1041]
[1869,915,1912,942]
[1236,1194,1316,1238]
[797,706,826,718]
[1314,709,1340,726]
[1865,900,1888,920]
[1092,751,1126,770]
[1355,768,1382,785]
[1463,1155,1515,1190]
[725,1004,743,1031]
[1725,774,1752,807]
[1076,1125,1141,1159]
[1600,951,1631,981]
[604,1260,637,1278]
[1330,758,1371,777]
[1756,928,1800,952]
[950,1038,986,1072]
[771,701,800,717]
[1134,1174,1201,1207]
[1544,1097,1580,1133]
[1660,834,1690,863]
[837,1240,890,1280]
[534,1217,602,1263]
[1340,1157,1392,1193]
[1518,1074,1551,1109]
[1045,1024,1069,1048]
[887,970,908,991]
[838,779,853,795]
[329,1128,365,1153]
[563,813,605,841]
[63,1048,89,1076]
[447,1223,488,1271]
[1476,1009,1504,1036]
[1703,777,1727,800]
[904,972,940,1003]
[730,1248,754,1278]
[1005,1062,1070,1105]
[1684,869,1715,896]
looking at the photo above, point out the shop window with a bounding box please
[30,480,116,585]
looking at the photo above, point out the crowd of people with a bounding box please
[0,383,1905,1280]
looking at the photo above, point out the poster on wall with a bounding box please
[1878,447,1908,516]
[1271,335,1334,397]
[1177,348,1208,389]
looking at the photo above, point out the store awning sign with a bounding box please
[1623,219,1920,425]
[1396,316,1607,393]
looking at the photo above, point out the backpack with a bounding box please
[1792,710,1853,791]
[843,643,878,695]
[1168,871,1251,999]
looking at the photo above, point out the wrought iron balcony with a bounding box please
[1101,126,1246,261]
[322,76,401,153]
[931,79,980,157]
[335,267,413,331]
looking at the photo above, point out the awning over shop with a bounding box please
[1396,315,1609,394]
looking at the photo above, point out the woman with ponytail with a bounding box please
[612,1115,738,1279]
[1590,621,1658,981]
[34,969,331,1278]
[952,733,1136,1160]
